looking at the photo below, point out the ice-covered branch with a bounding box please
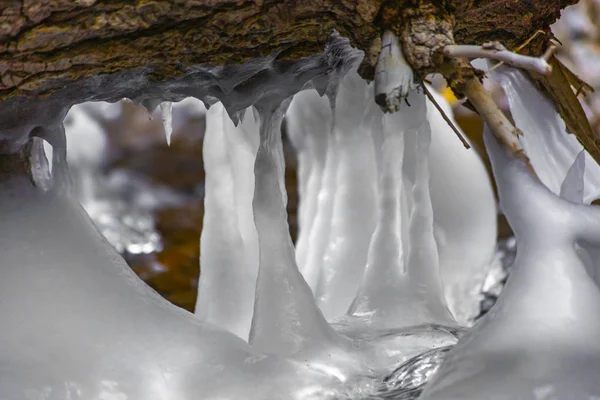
[444,42,554,76]
[374,30,415,113]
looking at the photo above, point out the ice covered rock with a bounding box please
[0,150,338,400]
[420,127,600,400]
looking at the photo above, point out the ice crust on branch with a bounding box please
[492,66,600,204]
[421,127,600,399]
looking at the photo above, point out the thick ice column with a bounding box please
[159,101,173,146]
[248,103,342,358]
[493,66,600,203]
[349,88,455,329]
[286,89,332,291]
[225,106,260,288]
[425,87,497,324]
[196,102,257,340]
[316,71,379,319]
[421,128,600,400]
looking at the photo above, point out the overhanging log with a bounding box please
[0,0,578,149]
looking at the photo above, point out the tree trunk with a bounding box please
[0,0,577,150]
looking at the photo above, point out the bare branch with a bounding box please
[422,85,471,149]
[444,42,554,76]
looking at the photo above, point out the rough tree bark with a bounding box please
[0,0,585,154]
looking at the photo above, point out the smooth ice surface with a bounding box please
[493,66,600,204]
[63,103,109,207]
[287,72,496,323]
[196,102,259,340]
[248,103,345,356]
[0,162,340,400]
[425,87,497,325]
[286,88,332,292]
[421,128,600,400]
[316,70,379,319]
[348,87,455,329]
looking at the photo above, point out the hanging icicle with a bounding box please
[159,101,173,146]
[286,89,332,292]
[196,102,259,340]
[316,70,379,320]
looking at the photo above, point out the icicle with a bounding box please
[286,89,332,291]
[349,88,455,329]
[63,104,109,207]
[492,66,600,204]
[248,102,363,381]
[315,70,379,320]
[425,86,497,325]
[159,101,173,146]
[421,127,600,400]
[196,102,257,340]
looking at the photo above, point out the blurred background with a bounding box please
[63,0,600,314]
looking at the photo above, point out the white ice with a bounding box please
[425,87,497,324]
[348,87,455,330]
[493,66,600,204]
[247,103,355,367]
[159,101,173,146]
[315,70,379,320]
[286,88,332,292]
[286,71,496,323]
[0,148,340,400]
[421,126,600,400]
[63,103,110,208]
[196,102,260,340]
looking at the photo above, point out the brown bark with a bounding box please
[0,0,577,152]
[0,0,574,97]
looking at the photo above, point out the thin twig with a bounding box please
[487,30,548,73]
[444,42,554,76]
[422,84,470,149]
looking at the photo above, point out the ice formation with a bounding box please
[316,70,379,319]
[160,101,173,146]
[348,86,455,329]
[0,150,341,400]
[287,76,496,324]
[421,126,600,399]
[493,66,600,203]
[62,103,110,207]
[196,102,260,340]
[286,89,332,292]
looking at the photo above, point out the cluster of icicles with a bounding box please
[2,59,600,400]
